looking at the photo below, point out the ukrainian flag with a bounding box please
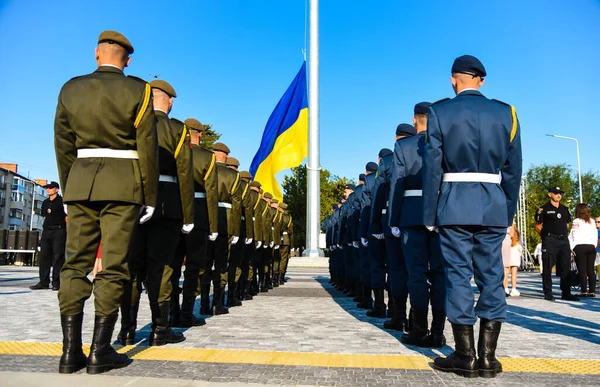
[250,62,308,200]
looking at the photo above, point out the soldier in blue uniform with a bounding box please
[358,163,378,308]
[340,185,358,297]
[389,105,446,347]
[423,55,522,378]
[349,177,366,304]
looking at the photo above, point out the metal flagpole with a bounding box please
[546,134,583,203]
[304,0,322,257]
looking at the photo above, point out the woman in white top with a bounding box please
[502,223,522,296]
[568,203,598,297]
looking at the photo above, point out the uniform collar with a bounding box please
[456,89,484,97]
[96,65,124,74]
[154,109,169,116]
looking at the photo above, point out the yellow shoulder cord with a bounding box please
[510,105,518,143]
[262,203,269,216]
[253,193,262,210]
[134,83,151,128]
[203,153,215,180]
[242,181,250,200]
[174,124,188,159]
[287,216,292,228]
[231,173,240,195]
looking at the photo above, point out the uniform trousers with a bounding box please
[439,226,506,325]
[358,244,371,287]
[280,245,290,275]
[58,201,139,316]
[541,236,572,296]
[171,225,209,300]
[228,221,245,287]
[401,226,445,310]
[39,227,66,287]
[386,234,408,300]
[368,235,387,290]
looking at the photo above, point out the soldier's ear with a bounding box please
[125,56,132,68]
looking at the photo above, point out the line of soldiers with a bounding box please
[53,30,293,375]
[322,54,522,379]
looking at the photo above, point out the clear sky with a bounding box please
[1,0,599,186]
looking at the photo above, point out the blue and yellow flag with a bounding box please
[250,62,308,200]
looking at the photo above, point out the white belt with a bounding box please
[443,173,500,184]
[77,148,139,159]
[404,190,422,197]
[194,192,206,199]
[381,209,387,214]
[272,227,275,230]
[218,202,232,209]
[283,232,288,235]
[159,175,177,183]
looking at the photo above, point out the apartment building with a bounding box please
[0,163,48,232]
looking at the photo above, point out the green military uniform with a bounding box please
[225,158,247,307]
[202,143,242,315]
[249,182,265,295]
[119,80,194,347]
[55,30,157,375]
[279,204,293,284]
[259,193,273,291]
[271,204,284,286]
[234,172,255,301]
[170,117,219,326]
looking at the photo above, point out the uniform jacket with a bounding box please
[153,114,194,223]
[281,213,293,246]
[239,180,254,240]
[215,162,242,236]
[423,90,522,227]
[261,199,273,246]
[359,173,376,238]
[370,154,393,235]
[389,133,426,227]
[191,144,218,233]
[54,66,158,206]
[249,189,263,242]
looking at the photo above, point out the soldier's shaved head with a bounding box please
[95,42,131,69]
[450,72,485,95]
[152,88,173,113]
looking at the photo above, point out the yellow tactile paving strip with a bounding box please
[0,341,599,374]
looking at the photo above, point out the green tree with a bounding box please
[281,165,353,248]
[199,124,221,149]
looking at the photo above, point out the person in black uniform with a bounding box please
[535,186,578,301]
[30,181,67,291]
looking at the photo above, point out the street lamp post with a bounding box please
[546,134,583,203]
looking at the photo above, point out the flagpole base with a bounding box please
[302,248,324,258]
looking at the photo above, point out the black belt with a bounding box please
[546,233,566,240]
[44,224,65,230]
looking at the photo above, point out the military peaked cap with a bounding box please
[212,142,230,154]
[98,30,134,54]
[226,157,240,167]
[150,80,177,98]
[184,118,203,132]
[379,148,393,158]
[366,162,378,172]
[263,192,273,199]
[240,171,252,179]
[414,102,431,115]
[251,181,262,188]
[451,55,486,77]
[279,203,287,210]
[395,124,415,137]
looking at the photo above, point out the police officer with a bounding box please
[204,143,242,315]
[30,181,67,291]
[535,186,578,301]
[169,117,219,327]
[424,55,522,378]
[119,79,195,347]
[54,31,158,374]
[389,105,446,347]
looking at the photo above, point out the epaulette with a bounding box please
[431,97,450,106]
[170,117,184,126]
[492,99,510,107]
[127,75,148,84]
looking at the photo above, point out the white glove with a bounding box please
[231,236,239,245]
[263,244,268,249]
[208,232,218,241]
[182,224,194,234]
[352,241,359,248]
[347,242,352,247]
[139,206,155,224]
[372,233,384,240]
[245,238,253,244]
[270,241,274,248]
[275,245,280,250]
[256,241,262,248]
[391,227,401,238]
[426,225,439,233]
[361,237,368,247]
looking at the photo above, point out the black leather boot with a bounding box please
[357,287,373,309]
[433,324,478,378]
[430,309,447,348]
[267,273,274,289]
[178,295,206,327]
[199,284,212,315]
[478,319,503,378]
[59,313,87,374]
[227,284,242,307]
[117,303,139,346]
[272,272,280,287]
[169,287,181,327]
[243,279,254,300]
[353,283,362,302]
[387,296,394,318]
[384,297,408,332]
[87,313,131,374]
[400,308,429,346]
[260,276,269,293]
[366,289,387,318]
[212,286,230,315]
[149,303,186,346]
[279,272,285,285]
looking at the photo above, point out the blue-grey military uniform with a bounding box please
[425,55,522,379]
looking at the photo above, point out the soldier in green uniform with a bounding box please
[169,118,219,327]
[55,31,158,374]
[118,79,195,347]
[248,181,265,296]
[202,143,242,315]
[272,202,284,287]
[224,157,250,307]
[278,203,293,284]
[260,192,274,292]
[235,170,256,302]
